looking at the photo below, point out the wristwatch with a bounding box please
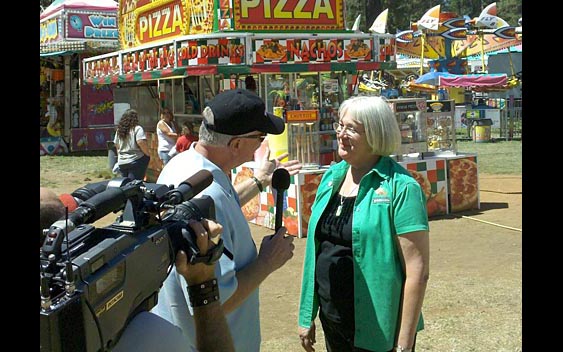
[395,345,412,352]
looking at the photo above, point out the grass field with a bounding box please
[39,141,522,351]
[456,140,522,175]
[39,140,522,186]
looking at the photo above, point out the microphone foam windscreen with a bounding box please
[271,168,290,190]
[59,193,79,212]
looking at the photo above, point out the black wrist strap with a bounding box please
[187,278,220,307]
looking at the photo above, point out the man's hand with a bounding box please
[257,226,295,273]
[254,147,302,188]
[176,219,223,286]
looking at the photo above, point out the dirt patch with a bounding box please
[256,174,522,351]
[42,174,522,351]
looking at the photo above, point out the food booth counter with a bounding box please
[235,98,479,238]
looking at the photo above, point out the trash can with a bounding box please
[472,118,493,143]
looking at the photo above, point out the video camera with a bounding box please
[40,170,222,352]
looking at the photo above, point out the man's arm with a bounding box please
[221,227,294,314]
[175,220,235,352]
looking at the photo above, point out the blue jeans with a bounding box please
[159,151,171,165]
[118,154,150,180]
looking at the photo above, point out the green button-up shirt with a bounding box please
[298,156,429,351]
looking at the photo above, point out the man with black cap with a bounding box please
[152,88,302,351]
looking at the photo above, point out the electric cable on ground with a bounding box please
[460,215,522,232]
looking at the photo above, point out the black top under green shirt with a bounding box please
[315,192,356,329]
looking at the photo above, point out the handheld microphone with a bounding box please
[271,168,291,232]
[166,169,213,205]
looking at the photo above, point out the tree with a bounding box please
[40,0,54,13]
[497,0,522,26]
[364,0,383,32]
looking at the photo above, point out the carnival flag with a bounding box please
[417,5,441,31]
[480,2,497,17]
[475,2,504,29]
[351,14,362,32]
[369,8,388,34]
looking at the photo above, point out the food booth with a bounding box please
[235,96,479,238]
[40,0,120,153]
[83,0,397,181]
[83,0,479,238]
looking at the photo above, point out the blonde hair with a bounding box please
[338,96,400,156]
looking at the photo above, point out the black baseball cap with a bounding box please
[204,89,285,136]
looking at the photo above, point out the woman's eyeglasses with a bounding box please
[333,122,362,137]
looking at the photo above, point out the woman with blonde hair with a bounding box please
[298,96,429,352]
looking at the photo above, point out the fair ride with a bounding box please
[392,2,522,94]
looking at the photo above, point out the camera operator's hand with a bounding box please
[258,226,295,274]
[175,219,223,286]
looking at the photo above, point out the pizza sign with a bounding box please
[234,0,345,31]
[137,3,185,44]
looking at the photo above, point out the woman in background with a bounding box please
[157,107,179,165]
[113,109,150,180]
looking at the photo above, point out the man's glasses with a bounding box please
[229,134,267,146]
[237,134,266,141]
[333,122,362,137]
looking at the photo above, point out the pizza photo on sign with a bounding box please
[346,40,370,59]
[448,158,479,212]
[299,173,323,235]
[234,167,261,220]
[257,41,286,60]
[408,170,447,216]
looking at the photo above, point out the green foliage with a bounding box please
[496,0,522,26]
[40,0,54,12]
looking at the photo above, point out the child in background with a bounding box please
[175,121,198,154]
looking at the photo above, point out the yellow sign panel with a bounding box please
[119,0,215,49]
[234,0,344,31]
[286,110,319,123]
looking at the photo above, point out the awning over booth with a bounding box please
[408,72,511,92]
[40,0,119,55]
[438,73,507,87]
[40,0,118,20]
[40,41,120,54]
[85,61,396,85]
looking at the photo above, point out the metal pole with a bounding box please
[420,32,426,76]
